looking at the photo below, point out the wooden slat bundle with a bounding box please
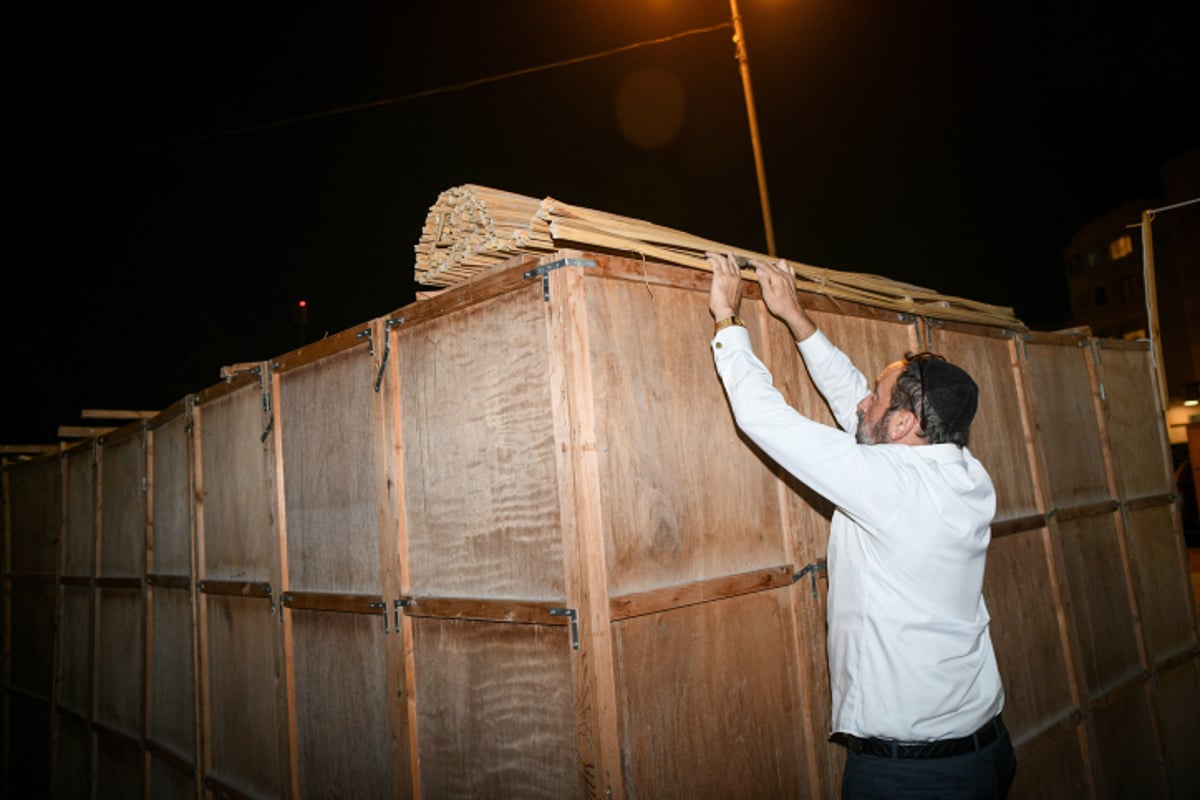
[413,184,1027,330]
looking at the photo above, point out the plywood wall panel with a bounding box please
[1023,341,1111,509]
[1091,682,1165,798]
[1126,503,1198,661]
[411,617,580,799]
[291,610,392,797]
[148,587,195,762]
[399,287,565,600]
[204,594,287,797]
[587,279,786,596]
[64,449,95,577]
[1007,725,1091,800]
[95,731,143,800]
[149,757,197,800]
[613,589,810,799]
[99,433,146,577]
[279,345,379,594]
[984,528,1075,741]
[196,385,277,579]
[930,329,1039,521]
[57,584,93,715]
[1155,659,1200,800]
[6,456,60,574]
[1098,345,1174,500]
[149,414,191,575]
[96,589,144,736]
[9,581,55,696]
[52,711,92,799]
[1057,514,1141,696]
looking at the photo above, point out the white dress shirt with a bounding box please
[712,325,1004,741]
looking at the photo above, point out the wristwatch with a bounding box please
[713,315,745,334]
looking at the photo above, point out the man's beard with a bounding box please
[855,410,890,445]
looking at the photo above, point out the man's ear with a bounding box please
[889,409,919,442]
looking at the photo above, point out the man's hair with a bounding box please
[885,352,979,447]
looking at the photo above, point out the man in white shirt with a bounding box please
[707,252,1015,799]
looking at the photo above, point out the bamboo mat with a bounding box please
[413,184,1026,330]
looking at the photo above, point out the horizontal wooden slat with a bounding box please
[204,773,258,800]
[991,514,1046,538]
[1124,493,1177,512]
[609,565,795,621]
[1089,671,1151,713]
[96,577,142,590]
[145,737,196,778]
[94,720,141,748]
[197,580,271,599]
[1013,709,1084,754]
[1053,500,1119,523]
[1154,646,1200,674]
[280,591,385,615]
[402,597,569,625]
[146,574,190,590]
[59,575,92,587]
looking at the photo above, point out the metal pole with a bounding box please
[729,0,777,256]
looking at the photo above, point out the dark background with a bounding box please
[3,1,1198,445]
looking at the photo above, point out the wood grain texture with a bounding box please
[1023,341,1112,510]
[399,284,565,600]
[57,584,93,716]
[6,456,60,574]
[95,588,144,736]
[290,610,392,798]
[149,411,192,576]
[195,385,277,581]
[613,589,808,799]
[984,529,1075,743]
[148,587,196,763]
[278,344,380,594]
[586,276,785,597]
[1090,681,1167,798]
[1124,503,1198,661]
[99,432,147,577]
[1154,658,1200,799]
[1007,723,1092,800]
[412,617,581,799]
[9,580,55,697]
[203,594,287,797]
[1096,344,1175,500]
[64,448,96,577]
[1056,514,1143,696]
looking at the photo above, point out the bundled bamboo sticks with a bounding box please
[413,185,1026,330]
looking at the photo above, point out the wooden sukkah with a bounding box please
[2,185,1197,799]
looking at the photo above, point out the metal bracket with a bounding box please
[374,318,403,392]
[367,600,388,632]
[356,327,374,357]
[393,597,412,633]
[523,258,597,301]
[793,561,828,598]
[549,607,580,650]
[1005,330,1032,361]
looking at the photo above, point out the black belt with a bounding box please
[842,714,1004,759]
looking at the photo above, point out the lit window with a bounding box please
[1122,329,1147,340]
[1109,235,1133,260]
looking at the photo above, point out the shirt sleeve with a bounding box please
[795,330,870,434]
[711,325,911,533]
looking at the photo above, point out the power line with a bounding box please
[168,21,733,147]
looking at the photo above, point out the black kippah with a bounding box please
[922,360,979,435]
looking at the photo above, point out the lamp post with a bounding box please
[729,0,777,256]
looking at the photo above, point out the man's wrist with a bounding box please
[713,315,745,335]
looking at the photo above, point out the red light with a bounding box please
[298,300,307,308]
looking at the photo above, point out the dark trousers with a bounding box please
[841,720,1016,799]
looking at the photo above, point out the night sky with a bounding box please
[3,1,1198,446]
